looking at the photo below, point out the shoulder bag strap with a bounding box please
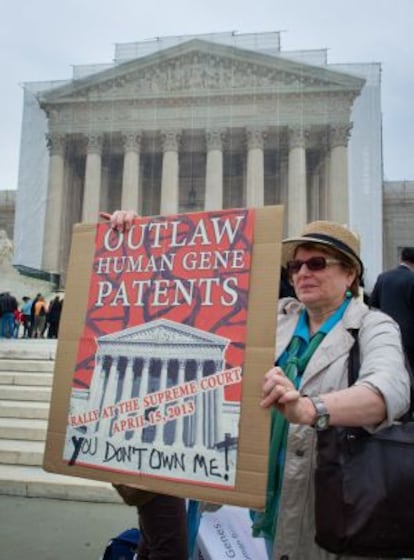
[347,328,414,419]
[347,328,360,387]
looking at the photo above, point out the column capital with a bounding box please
[288,126,309,149]
[122,132,142,153]
[86,133,104,155]
[246,126,267,150]
[46,133,66,156]
[316,128,330,156]
[160,129,182,152]
[205,128,226,151]
[329,124,353,148]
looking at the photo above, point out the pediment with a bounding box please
[40,39,364,105]
[98,318,229,347]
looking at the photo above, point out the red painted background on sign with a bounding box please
[72,208,255,402]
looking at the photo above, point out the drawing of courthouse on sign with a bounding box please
[64,318,242,487]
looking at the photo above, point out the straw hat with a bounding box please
[282,220,363,278]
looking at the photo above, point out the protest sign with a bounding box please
[44,205,283,508]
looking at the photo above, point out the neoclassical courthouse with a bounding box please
[14,31,405,289]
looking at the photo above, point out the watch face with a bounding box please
[316,415,329,430]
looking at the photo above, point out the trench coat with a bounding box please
[271,297,411,560]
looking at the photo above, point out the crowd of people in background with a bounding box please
[0,291,63,339]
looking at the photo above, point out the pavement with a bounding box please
[0,494,138,560]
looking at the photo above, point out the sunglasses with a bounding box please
[286,256,341,274]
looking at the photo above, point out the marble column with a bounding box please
[42,133,66,275]
[82,134,103,223]
[310,165,321,222]
[246,127,266,207]
[287,126,308,235]
[318,133,330,220]
[328,124,352,225]
[100,164,111,214]
[279,150,289,237]
[160,130,181,215]
[121,132,142,211]
[205,129,226,210]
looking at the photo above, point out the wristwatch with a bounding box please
[308,396,330,431]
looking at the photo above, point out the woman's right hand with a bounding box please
[99,210,137,232]
[260,366,299,409]
[260,366,316,425]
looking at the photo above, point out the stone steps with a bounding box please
[0,400,50,419]
[0,339,120,503]
[0,371,53,386]
[0,438,44,466]
[1,385,52,402]
[0,417,48,440]
[0,359,55,373]
[1,385,52,401]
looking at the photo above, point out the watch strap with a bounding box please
[308,395,330,430]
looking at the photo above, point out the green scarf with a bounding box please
[251,330,326,541]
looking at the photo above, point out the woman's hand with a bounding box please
[261,366,298,407]
[260,366,315,425]
[99,210,137,232]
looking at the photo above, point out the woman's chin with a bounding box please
[297,291,318,304]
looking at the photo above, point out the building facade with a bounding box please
[383,181,414,269]
[14,32,384,289]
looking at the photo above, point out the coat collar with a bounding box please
[276,297,369,385]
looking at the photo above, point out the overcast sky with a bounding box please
[1,0,413,190]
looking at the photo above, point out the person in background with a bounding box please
[113,484,188,560]
[0,291,18,338]
[42,298,54,338]
[20,296,32,338]
[255,220,410,559]
[13,306,22,338]
[33,295,47,339]
[47,296,63,338]
[370,247,414,372]
[30,293,41,338]
[103,210,189,560]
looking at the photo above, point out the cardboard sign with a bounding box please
[44,205,283,509]
[65,208,254,488]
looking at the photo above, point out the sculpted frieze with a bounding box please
[75,52,340,99]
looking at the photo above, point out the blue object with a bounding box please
[102,528,140,560]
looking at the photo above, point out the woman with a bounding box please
[256,220,410,560]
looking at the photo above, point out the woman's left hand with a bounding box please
[99,210,137,232]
